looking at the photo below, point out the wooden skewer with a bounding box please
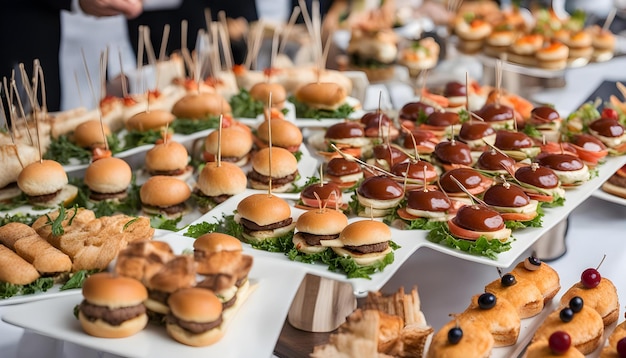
[465,72,470,112]
[603,8,617,32]
[159,24,171,62]
[267,91,273,197]
[217,114,223,167]
[217,12,235,70]
[330,143,396,178]
[448,175,487,206]
[279,7,301,55]
[98,52,109,152]
[269,28,281,81]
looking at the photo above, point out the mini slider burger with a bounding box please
[256,118,303,154]
[73,120,111,150]
[396,188,456,223]
[401,129,439,155]
[166,287,225,346]
[249,82,287,110]
[588,117,626,155]
[292,208,349,254]
[144,140,193,181]
[235,193,296,243]
[494,130,540,161]
[390,160,438,187]
[432,140,474,171]
[126,109,175,132]
[17,159,78,207]
[322,121,370,161]
[440,168,493,200]
[368,143,409,171]
[526,106,563,142]
[297,181,344,211]
[144,255,197,316]
[514,163,566,205]
[140,175,191,219]
[457,121,497,150]
[331,220,393,267]
[193,233,253,311]
[474,149,517,176]
[398,101,436,129]
[323,157,364,189]
[78,272,148,338]
[446,204,512,242]
[171,92,232,120]
[248,147,299,192]
[477,103,517,130]
[293,82,351,119]
[569,134,608,166]
[194,161,247,213]
[83,157,132,202]
[355,175,404,217]
[203,126,254,167]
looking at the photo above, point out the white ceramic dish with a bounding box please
[1,234,307,358]
[181,155,626,297]
[592,188,626,207]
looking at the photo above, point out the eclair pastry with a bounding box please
[485,273,544,318]
[511,257,560,304]
[427,320,494,358]
[560,277,619,326]
[459,293,520,347]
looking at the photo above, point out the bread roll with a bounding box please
[0,244,40,285]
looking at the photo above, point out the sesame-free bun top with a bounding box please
[204,127,253,159]
[171,92,231,119]
[140,176,191,207]
[339,220,391,246]
[296,208,348,235]
[196,162,247,197]
[168,287,223,322]
[17,160,68,196]
[251,147,298,178]
[84,157,132,194]
[73,120,111,148]
[249,82,287,108]
[256,119,303,150]
[82,272,147,308]
[294,82,347,110]
[126,109,175,131]
[145,141,188,172]
[194,233,242,253]
[237,193,291,226]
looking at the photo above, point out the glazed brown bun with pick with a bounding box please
[331,220,393,267]
[588,117,626,154]
[514,163,565,204]
[323,157,364,188]
[78,272,148,338]
[17,159,78,207]
[396,188,455,222]
[535,153,590,187]
[440,168,493,198]
[447,204,512,241]
[482,182,539,223]
[293,208,349,254]
[166,287,225,347]
[235,193,296,243]
[458,121,496,150]
[355,175,404,217]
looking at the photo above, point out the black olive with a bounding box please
[560,307,574,322]
[501,273,517,287]
[569,296,584,313]
[478,293,496,309]
[448,327,463,344]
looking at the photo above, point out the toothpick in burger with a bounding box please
[78,272,148,338]
[171,92,231,120]
[194,161,247,213]
[17,159,78,207]
[125,109,175,132]
[203,126,254,166]
[248,147,299,193]
[256,118,303,155]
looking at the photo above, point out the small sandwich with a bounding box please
[72,120,111,150]
[144,255,197,316]
[514,163,566,206]
[323,157,364,189]
[144,141,194,181]
[296,181,344,211]
[446,204,512,242]
[459,292,521,347]
[17,159,78,207]
[347,28,398,82]
[588,117,626,155]
[292,208,349,254]
[482,183,540,225]
[193,233,254,312]
[354,176,404,218]
[249,82,287,110]
[331,220,393,267]
[140,176,191,219]
[235,193,296,244]
[484,272,545,319]
[166,287,225,347]
[511,256,561,305]
[171,92,231,120]
[114,240,176,284]
[83,157,132,202]
[395,188,456,224]
[535,153,590,187]
[255,118,303,155]
[125,109,175,132]
[247,147,299,193]
[194,162,247,213]
[602,165,626,199]
[427,320,494,358]
[78,272,148,338]
[293,82,352,119]
[0,143,39,203]
[203,126,254,166]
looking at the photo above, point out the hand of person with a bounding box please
[79,0,143,19]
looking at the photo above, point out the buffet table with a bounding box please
[1,56,626,358]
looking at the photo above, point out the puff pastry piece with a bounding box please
[533,304,604,355]
[459,293,520,347]
[559,277,619,326]
[485,273,544,319]
[599,320,626,357]
[427,320,494,358]
[511,258,560,304]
